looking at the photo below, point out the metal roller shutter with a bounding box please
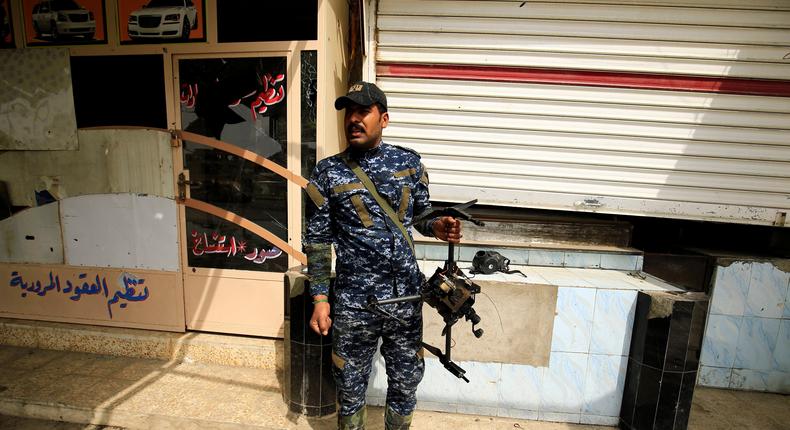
[375,0,790,226]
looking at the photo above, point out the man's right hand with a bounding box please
[310,295,332,336]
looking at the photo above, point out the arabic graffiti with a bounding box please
[247,73,285,119]
[179,71,286,120]
[9,270,150,319]
[190,230,282,264]
[180,83,198,109]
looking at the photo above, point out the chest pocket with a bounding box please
[392,167,418,221]
[332,182,374,228]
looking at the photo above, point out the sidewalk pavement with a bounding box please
[0,345,605,430]
[0,345,788,429]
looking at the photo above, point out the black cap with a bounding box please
[334,81,387,112]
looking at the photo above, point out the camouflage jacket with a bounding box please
[303,142,436,310]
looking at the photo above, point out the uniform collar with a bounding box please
[347,141,386,161]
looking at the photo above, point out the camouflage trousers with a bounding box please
[331,302,425,418]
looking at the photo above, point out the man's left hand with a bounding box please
[433,216,462,243]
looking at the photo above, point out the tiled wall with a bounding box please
[415,244,643,271]
[366,287,638,425]
[699,260,790,393]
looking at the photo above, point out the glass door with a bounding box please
[174,53,305,337]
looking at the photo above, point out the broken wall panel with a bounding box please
[0,128,174,207]
[0,202,63,264]
[0,48,78,150]
[62,193,178,272]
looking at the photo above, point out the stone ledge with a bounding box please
[0,318,281,370]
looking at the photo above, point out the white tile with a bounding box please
[565,268,618,289]
[457,361,501,410]
[635,255,644,271]
[457,247,477,262]
[530,250,564,267]
[775,319,790,372]
[710,263,751,316]
[730,369,773,391]
[511,266,550,285]
[600,254,638,271]
[499,364,543,411]
[492,248,529,266]
[698,366,731,388]
[734,317,781,371]
[785,276,790,318]
[551,287,596,353]
[416,358,461,404]
[423,246,448,262]
[539,411,581,423]
[745,262,789,318]
[766,371,790,393]
[568,268,638,290]
[564,252,601,269]
[582,354,627,416]
[497,408,539,420]
[590,290,637,355]
[539,267,594,288]
[457,403,498,416]
[580,414,619,426]
[366,396,385,407]
[700,314,742,367]
[541,352,587,414]
[416,400,457,413]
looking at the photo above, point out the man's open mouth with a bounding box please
[349,125,364,138]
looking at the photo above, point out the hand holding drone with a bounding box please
[366,200,485,382]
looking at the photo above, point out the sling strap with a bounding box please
[342,156,414,251]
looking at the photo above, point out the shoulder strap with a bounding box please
[341,156,414,251]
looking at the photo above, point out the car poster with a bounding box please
[1,0,14,48]
[23,0,106,45]
[119,0,204,44]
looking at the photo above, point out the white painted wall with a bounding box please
[61,194,179,271]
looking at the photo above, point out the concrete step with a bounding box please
[0,318,280,370]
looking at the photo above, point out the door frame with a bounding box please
[170,50,309,337]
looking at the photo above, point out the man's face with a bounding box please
[344,103,389,151]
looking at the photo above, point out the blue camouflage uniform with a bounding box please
[303,142,436,418]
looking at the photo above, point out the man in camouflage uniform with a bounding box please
[303,82,461,430]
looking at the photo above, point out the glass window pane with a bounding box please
[217,1,317,43]
[301,50,317,236]
[185,207,288,272]
[71,55,166,128]
[301,50,317,179]
[179,56,289,273]
[179,57,288,166]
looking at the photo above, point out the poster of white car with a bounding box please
[31,0,95,40]
[128,0,197,40]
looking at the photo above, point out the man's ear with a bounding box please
[381,111,389,128]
